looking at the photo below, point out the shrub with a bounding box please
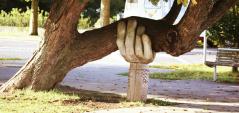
[0,8,92,29]
[78,14,91,29]
[0,8,48,27]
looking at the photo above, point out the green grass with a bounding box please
[0,58,22,60]
[120,64,239,83]
[0,88,176,113]
[0,89,85,113]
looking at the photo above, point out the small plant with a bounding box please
[0,8,93,29]
[78,14,91,29]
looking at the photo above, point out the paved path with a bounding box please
[1,62,239,112]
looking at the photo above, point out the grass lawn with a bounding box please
[0,86,175,113]
[120,64,239,83]
[0,58,22,60]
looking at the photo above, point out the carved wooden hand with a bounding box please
[116,19,155,101]
[116,19,155,64]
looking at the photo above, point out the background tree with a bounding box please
[100,0,110,26]
[83,0,124,26]
[0,0,237,92]
[207,1,239,72]
[29,0,39,35]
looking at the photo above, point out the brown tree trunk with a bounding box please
[100,0,111,26]
[29,0,39,36]
[0,0,237,92]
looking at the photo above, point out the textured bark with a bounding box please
[29,0,39,35]
[0,0,237,92]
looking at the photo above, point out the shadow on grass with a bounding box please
[56,85,239,112]
[56,85,176,106]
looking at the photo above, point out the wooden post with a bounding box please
[203,31,207,63]
[127,63,149,101]
[213,66,217,81]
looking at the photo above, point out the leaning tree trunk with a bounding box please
[0,0,237,92]
[29,0,39,36]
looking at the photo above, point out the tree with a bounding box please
[82,0,124,26]
[100,0,111,26]
[207,1,239,72]
[0,0,237,92]
[29,0,39,35]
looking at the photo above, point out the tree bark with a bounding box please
[100,0,111,26]
[29,0,39,36]
[0,0,237,92]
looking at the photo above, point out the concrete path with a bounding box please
[1,62,239,112]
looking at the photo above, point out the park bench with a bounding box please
[205,48,239,81]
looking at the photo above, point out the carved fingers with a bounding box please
[117,19,155,64]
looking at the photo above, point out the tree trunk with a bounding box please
[100,0,111,26]
[0,0,237,92]
[29,0,39,36]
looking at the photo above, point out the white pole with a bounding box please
[203,31,207,63]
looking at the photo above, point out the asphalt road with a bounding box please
[0,37,217,66]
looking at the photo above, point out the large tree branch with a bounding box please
[42,0,238,68]
[200,0,238,30]
[174,0,237,54]
[70,17,176,67]
[69,0,237,67]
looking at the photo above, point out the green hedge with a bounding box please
[0,8,48,27]
[0,8,91,29]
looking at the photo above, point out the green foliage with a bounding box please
[149,0,196,7]
[0,8,92,28]
[78,14,91,29]
[207,3,239,48]
[149,0,161,6]
[82,0,125,25]
[0,8,48,27]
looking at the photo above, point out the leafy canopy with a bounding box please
[207,3,239,48]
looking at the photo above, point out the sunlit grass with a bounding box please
[0,58,22,60]
[0,89,176,113]
[120,64,238,83]
[0,89,85,113]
